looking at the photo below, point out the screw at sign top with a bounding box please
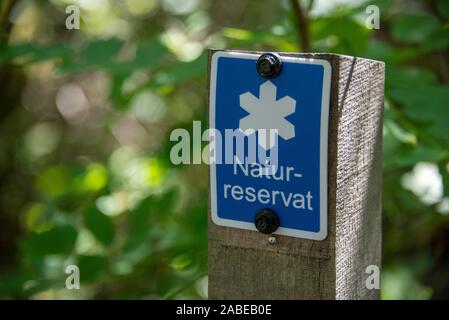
[256,53,282,78]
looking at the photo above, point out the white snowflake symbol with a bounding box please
[239,80,296,150]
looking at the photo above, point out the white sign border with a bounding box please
[209,51,331,241]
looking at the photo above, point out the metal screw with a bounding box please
[268,236,277,245]
[254,208,280,234]
[256,53,282,78]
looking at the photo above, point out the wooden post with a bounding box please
[208,50,385,300]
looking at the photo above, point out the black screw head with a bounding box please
[254,208,280,234]
[256,53,282,78]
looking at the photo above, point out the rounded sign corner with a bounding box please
[314,229,328,241]
[210,210,221,227]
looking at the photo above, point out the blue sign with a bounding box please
[209,51,331,240]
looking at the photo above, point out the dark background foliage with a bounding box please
[0,0,449,299]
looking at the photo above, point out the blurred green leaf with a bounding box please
[386,66,437,89]
[84,205,116,246]
[154,52,206,86]
[0,273,26,298]
[130,196,153,231]
[170,254,192,270]
[423,28,449,52]
[58,38,169,75]
[82,38,123,65]
[124,196,153,252]
[437,0,449,19]
[35,165,75,199]
[387,144,448,169]
[222,28,296,51]
[391,85,449,137]
[57,38,123,74]
[0,43,73,64]
[382,258,433,300]
[311,16,369,55]
[77,255,107,283]
[133,38,169,69]
[391,14,440,44]
[20,224,78,256]
[365,39,420,63]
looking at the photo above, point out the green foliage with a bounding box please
[20,224,78,257]
[77,255,107,283]
[437,0,449,19]
[391,14,440,44]
[84,206,115,246]
[311,16,369,55]
[1,0,449,300]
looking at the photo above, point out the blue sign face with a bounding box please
[209,51,331,240]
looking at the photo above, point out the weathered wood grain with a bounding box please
[208,50,384,300]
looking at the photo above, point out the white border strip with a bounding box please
[209,51,331,241]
